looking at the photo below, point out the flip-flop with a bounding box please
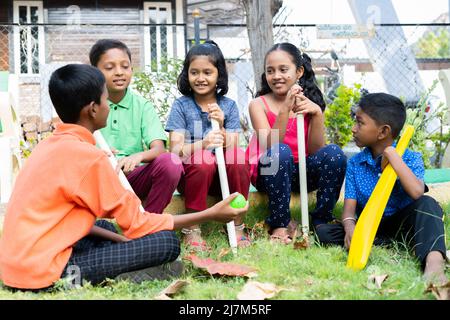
[269,234,293,245]
[237,235,252,248]
[223,224,252,248]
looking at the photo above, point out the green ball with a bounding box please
[230,194,247,209]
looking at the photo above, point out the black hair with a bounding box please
[358,93,406,138]
[49,64,105,124]
[89,39,132,67]
[177,40,228,97]
[257,42,326,110]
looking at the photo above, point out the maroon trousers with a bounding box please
[178,148,251,211]
[126,152,184,213]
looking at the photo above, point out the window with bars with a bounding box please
[144,2,174,72]
[13,1,44,75]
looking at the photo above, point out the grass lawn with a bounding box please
[0,202,448,300]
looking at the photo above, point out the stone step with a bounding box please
[164,181,450,214]
[164,190,319,214]
[0,183,449,231]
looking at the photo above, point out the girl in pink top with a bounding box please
[247,43,347,244]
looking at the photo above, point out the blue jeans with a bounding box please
[256,143,347,228]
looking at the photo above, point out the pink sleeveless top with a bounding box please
[245,96,310,186]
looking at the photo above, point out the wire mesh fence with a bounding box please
[209,23,450,111]
[0,22,449,147]
[0,22,187,144]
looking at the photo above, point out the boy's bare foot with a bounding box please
[423,251,448,286]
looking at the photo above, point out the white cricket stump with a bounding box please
[93,131,145,213]
[211,119,238,253]
[296,113,309,239]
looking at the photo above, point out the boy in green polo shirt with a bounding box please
[89,39,183,213]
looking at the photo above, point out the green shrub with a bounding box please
[428,103,450,168]
[132,58,183,125]
[324,83,362,148]
[404,80,444,168]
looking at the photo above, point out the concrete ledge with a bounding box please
[164,181,450,214]
[426,182,450,204]
[164,191,318,214]
[0,183,449,231]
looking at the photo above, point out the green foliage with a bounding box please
[428,103,450,168]
[133,58,183,125]
[415,28,450,59]
[324,84,362,148]
[19,140,33,159]
[405,80,445,168]
[19,132,53,159]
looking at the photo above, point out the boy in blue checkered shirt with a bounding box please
[316,93,447,285]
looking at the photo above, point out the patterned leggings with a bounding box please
[256,143,347,229]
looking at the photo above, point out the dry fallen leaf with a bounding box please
[162,279,189,296]
[246,271,259,278]
[368,274,389,289]
[185,254,258,277]
[154,294,172,300]
[218,248,231,260]
[249,221,268,238]
[154,280,189,300]
[237,281,281,300]
[382,289,398,295]
[293,235,310,250]
[186,255,217,268]
[425,281,450,300]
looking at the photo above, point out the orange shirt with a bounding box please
[0,123,174,289]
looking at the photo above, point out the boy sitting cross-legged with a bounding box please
[0,64,248,291]
[316,93,448,286]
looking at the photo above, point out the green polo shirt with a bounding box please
[100,89,167,158]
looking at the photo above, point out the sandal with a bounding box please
[234,224,252,248]
[181,228,211,252]
[269,233,293,245]
[269,227,293,245]
[268,220,298,245]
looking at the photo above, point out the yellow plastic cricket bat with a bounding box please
[346,125,415,271]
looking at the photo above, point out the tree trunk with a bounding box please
[242,0,283,93]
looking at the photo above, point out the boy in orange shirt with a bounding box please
[0,64,248,290]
